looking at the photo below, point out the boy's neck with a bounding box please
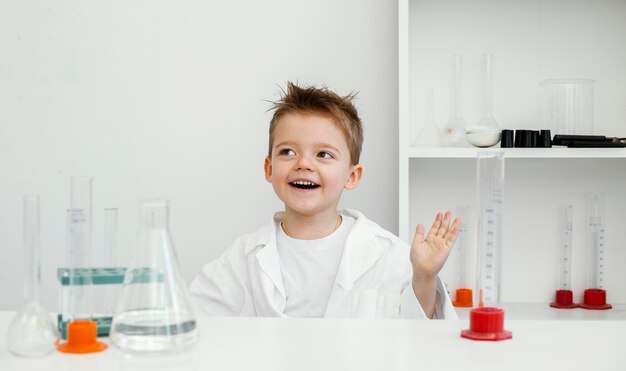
[281,209,342,240]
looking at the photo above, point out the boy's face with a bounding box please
[264,112,362,218]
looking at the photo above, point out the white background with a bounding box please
[0,0,399,311]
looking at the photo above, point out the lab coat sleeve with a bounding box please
[189,236,251,316]
[400,276,458,319]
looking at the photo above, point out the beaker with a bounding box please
[550,205,577,309]
[442,54,469,147]
[466,54,501,148]
[461,151,511,341]
[110,198,198,353]
[540,79,594,135]
[57,177,107,354]
[412,88,443,147]
[452,205,473,308]
[7,196,59,357]
[579,192,611,310]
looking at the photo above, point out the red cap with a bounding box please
[453,288,473,307]
[579,288,612,310]
[461,307,512,341]
[57,320,107,354]
[550,289,578,309]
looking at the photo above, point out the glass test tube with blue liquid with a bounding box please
[579,192,611,310]
[551,205,577,308]
[461,151,511,341]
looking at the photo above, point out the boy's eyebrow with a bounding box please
[274,141,342,154]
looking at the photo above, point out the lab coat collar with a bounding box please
[247,209,392,303]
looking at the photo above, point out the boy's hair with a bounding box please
[268,82,363,165]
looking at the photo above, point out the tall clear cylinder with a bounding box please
[442,54,468,147]
[452,205,473,307]
[475,152,504,308]
[7,196,59,357]
[558,205,574,291]
[67,177,94,321]
[103,208,119,315]
[110,199,198,353]
[585,192,605,290]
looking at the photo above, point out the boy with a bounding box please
[190,82,460,319]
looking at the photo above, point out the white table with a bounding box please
[1,310,624,371]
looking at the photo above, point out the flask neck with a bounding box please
[23,196,41,304]
[140,199,170,230]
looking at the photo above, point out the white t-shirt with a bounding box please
[276,213,356,318]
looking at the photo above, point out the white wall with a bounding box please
[0,0,399,311]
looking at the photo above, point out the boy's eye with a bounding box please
[279,148,295,156]
[317,151,334,159]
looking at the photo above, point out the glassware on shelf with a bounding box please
[466,53,501,148]
[540,79,594,135]
[442,54,469,147]
[103,208,120,315]
[110,198,198,354]
[412,88,442,147]
[579,192,611,310]
[57,177,107,354]
[461,152,511,341]
[452,205,473,308]
[7,196,59,357]
[550,205,578,309]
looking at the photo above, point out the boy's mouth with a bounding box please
[289,180,320,190]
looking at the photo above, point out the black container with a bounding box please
[501,130,514,148]
[538,130,552,148]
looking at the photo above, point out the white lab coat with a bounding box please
[189,209,457,319]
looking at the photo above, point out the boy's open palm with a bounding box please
[410,211,460,280]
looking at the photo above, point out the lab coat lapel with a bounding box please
[325,210,387,318]
[247,213,287,316]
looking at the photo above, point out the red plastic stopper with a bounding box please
[578,288,612,310]
[550,289,578,309]
[461,307,512,341]
[453,288,473,308]
[57,320,107,354]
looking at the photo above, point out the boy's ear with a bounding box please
[264,156,272,183]
[344,164,363,190]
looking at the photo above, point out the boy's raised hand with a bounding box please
[410,211,460,280]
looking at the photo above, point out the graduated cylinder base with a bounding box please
[578,289,612,310]
[461,307,512,341]
[550,290,578,309]
[452,288,473,307]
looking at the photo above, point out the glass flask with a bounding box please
[110,198,198,353]
[442,54,469,147]
[461,151,511,341]
[412,88,442,147]
[550,205,577,308]
[466,54,502,148]
[7,196,59,357]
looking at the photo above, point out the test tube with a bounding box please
[102,208,119,316]
[461,151,511,341]
[452,205,473,307]
[550,205,577,308]
[579,192,612,310]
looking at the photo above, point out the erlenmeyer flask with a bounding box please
[442,54,469,147]
[7,196,59,357]
[110,198,198,353]
[412,88,442,147]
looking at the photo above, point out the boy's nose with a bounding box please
[295,155,315,171]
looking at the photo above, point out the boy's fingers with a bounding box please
[413,224,425,243]
[427,212,443,237]
[436,211,452,236]
[445,218,462,246]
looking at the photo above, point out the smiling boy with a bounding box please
[190,82,460,318]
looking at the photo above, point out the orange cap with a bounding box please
[452,288,473,307]
[57,320,107,354]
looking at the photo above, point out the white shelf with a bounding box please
[407,147,626,159]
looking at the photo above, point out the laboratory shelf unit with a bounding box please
[399,0,626,311]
